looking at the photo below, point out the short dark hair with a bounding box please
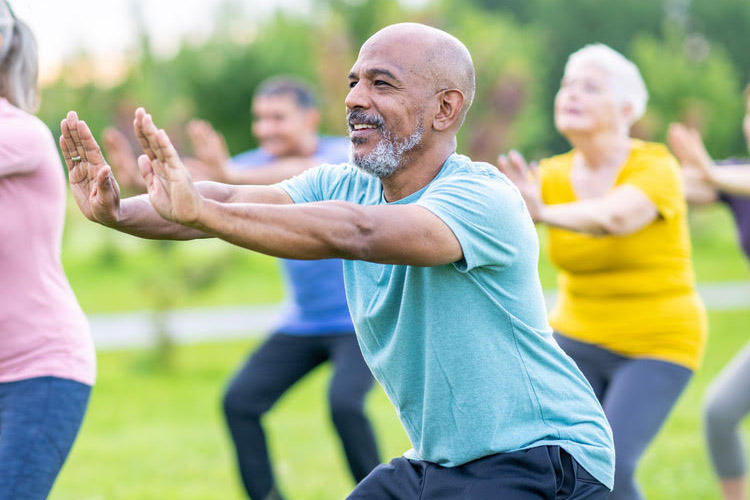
[254,76,318,110]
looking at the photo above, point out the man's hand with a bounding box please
[102,127,146,194]
[497,150,544,222]
[667,123,716,183]
[186,119,231,182]
[133,108,204,225]
[60,111,122,226]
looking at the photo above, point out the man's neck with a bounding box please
[380,140,456,202]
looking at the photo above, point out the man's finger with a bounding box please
[67,114,90,162]
[140,113,168,165]
[59,134,76,173]
[137,154,156,188]
[155,129,183,172]
[61,113,80,162]
[76,120,107,166]
[134,107,158,161]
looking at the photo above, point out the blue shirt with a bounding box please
[233,136,354,335]
[279,153,615,488]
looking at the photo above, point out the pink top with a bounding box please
[0,98,95,385]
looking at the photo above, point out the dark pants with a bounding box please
[347,445,609,500]
[0,376,91,500]
[223,332,380,500]
[554,333,692,500]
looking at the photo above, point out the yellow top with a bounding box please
[540,140,707,370]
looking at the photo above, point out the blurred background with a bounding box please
[13,0,750,498]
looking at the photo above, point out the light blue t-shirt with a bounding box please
[233,136,353,335]
[279,153,615,488]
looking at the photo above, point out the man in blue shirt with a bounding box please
[62,22,615,500]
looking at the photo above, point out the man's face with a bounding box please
[345,42,428,178]
[251,94,316,158]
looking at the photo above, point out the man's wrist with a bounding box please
[184,195,213,232]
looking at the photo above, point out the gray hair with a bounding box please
[254,75,317,110]
[0,1,39,113]
[565,43,648,125]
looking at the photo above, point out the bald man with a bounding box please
[61,23,614,500]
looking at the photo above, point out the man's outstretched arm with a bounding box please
[59,111,293,240]
[136,108,463,266]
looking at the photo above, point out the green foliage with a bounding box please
[689,0,750,84]
[174,14,321,154]
[632,28,745,157]
[448,10,551,161]
[37,0,750,162]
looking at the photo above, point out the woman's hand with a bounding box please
[497,150,545,222]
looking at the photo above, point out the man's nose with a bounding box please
[345,82,370,110]
[253,120,273,138]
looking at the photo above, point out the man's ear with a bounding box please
[432,89,465,132]
[305,108,321,132]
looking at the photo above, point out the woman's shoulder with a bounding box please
[539,149,575,184]
[0,99,51,143]
[628,139,677,166]
[540,149,574,168]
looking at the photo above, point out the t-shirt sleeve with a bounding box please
[619,148,685,220]
[415,174,531,272]
[0,114,49,178]
[276,164,334,204]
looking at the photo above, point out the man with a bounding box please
[61,23,615,499]
[100,78,381,500]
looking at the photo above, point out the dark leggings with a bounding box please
[223,332,380,500]
[0,376,91,500]
[554,333,692,500]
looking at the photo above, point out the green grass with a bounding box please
[50,308,750,500]
[49,337,410,500]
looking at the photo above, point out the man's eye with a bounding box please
[348,81,358,88]
[374,80,390,87]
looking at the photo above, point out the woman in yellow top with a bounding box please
[498,44,706,500]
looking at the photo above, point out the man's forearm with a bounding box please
[188,199,367,260]
[105,181,235,240]
[112,195,210,240]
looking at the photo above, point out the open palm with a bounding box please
[59,111,121,225]
[133,108,203,225]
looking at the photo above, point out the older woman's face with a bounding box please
[554,62,623,136]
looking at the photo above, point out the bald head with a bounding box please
[360,23,475,127]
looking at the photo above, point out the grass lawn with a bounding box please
[49,308,750,500]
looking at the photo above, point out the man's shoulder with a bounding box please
[231,147,273,168]
[434,154,519,196]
